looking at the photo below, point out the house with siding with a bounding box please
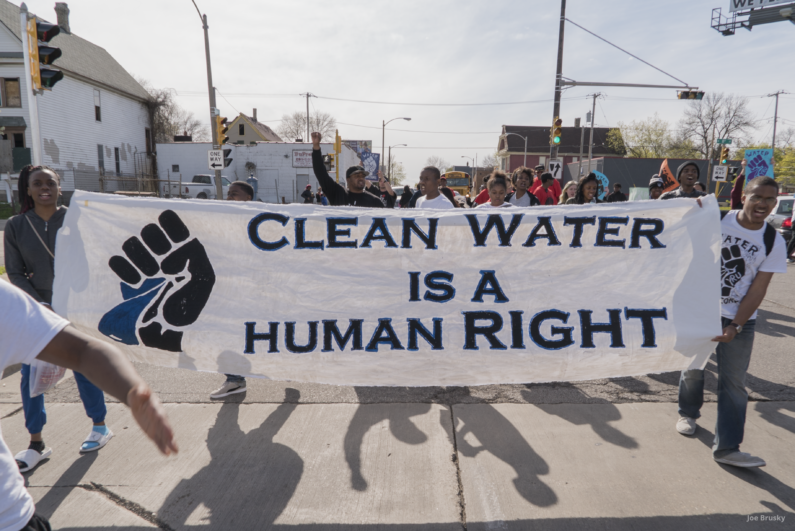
[226,109,283,145]
[0,1,152,197]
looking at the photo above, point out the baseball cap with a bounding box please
[649,175,664,189]
[534,165,545,171]
[346,166,369,179]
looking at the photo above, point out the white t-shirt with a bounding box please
[475,202,513,209]
[720,211,787,319]
[0,281,69,531]
[415,194,455,210]
[508,192,532,207]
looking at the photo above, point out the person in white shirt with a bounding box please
[0,280,178,531]
[415,167,455,210]
[677,176,788,468]
[476,171,513,209]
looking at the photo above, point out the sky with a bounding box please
[23,0,795,179]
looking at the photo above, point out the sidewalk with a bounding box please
[2,397,793,530]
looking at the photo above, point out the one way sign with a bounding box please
[549,159,563,180]
[208,150,223,170]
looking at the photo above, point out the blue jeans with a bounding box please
[21,364,107,435]
[678,318,755,458]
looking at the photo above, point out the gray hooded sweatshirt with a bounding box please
[3,207,68,304]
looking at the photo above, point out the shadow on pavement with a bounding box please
[344,396,431,491]
[29,452,98,519]
[157,388,302,528]
[755,308,795,338]
[755,401,795,436]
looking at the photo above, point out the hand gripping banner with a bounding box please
[53,191,723,386]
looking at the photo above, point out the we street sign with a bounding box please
[717,138,733,145]
[549,159,563,179]
[713,165,728,182]
[208,150,223,170]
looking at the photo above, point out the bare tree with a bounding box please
[135,76,210,143]
[424,155,449,172]
[607,113,701,159]
[387,159,406,185]
[480,153,499,169]
[678,93,755,159]
[277,111,337,142]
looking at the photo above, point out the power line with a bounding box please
[337,122,498,134]
[314,95,580,107]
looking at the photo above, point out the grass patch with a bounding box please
[0,203,14,220]
[0,266,5,276]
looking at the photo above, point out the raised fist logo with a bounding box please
[746,154,769,180]
[99,210,215,352]
[720,244,745,298]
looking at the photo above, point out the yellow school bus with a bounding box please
[442,171,471,197]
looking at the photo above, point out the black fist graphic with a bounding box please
[720,244,745,298]
[99,210,216,352]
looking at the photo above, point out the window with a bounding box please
[172,164,180,172]
[12,133,24,148]
[114,147,121,175]
[94,89,101,121]
[145,128,152,153]
[195,175,211,184]
[1,79,22,107]
[97,144,105,173]
[239,124,244,135]
[222,177,231,186]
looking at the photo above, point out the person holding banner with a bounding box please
[559,181,577,204]
[532,173,557,206]
[416,167,455,209]
[4,165,113,473]
[660,162,706,200]
[0,279,178,531]
[566,173,602,205]
[475,172,513,209]
[311,132,384,208]
[677,176,788,468]
[506,168,540,207]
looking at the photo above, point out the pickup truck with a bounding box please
[161,174,231,199]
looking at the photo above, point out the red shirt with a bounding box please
[474,189,490,205]
[533,186,555,205]
[530,177,561,205]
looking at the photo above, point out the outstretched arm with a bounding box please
[36,326,178,455]
[311,132,346,204]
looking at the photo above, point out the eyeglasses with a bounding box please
[745,195,777,207]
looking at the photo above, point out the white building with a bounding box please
[156,142,360,203]
[0,1,151,196]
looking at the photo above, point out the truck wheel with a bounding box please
[197,193,207,199]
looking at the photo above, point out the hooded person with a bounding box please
[649,175,665,200]
[660,161,706,200]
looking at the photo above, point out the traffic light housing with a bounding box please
[550,117,562,145]
[26,17,63,91]
[720,147,730,165]
[215,116,229,145]
[677,90,705,100]
[323,153,336,171]
[223,148,233,168]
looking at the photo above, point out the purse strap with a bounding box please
[25,215,55,260]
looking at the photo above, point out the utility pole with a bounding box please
[576,117,584,179]
[550,0,566,161]
[192,1,223,200]
[19,3,42,166]
[767,90,787,155]
[706,125,716,190]
[587,93,600,171]
[300,93,315,142]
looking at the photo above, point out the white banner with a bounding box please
[53,192,722,386]
[729,0,793,13]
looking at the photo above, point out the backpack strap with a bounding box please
[763,222,776,257]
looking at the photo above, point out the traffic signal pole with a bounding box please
[549,0,566,162]
[19,4,42,165]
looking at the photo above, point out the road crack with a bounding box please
[79,482,175,531]
[449,405,468,530]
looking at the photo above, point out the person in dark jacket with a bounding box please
[311,132,384,208]
[4,165,112,473]
[606,183,627,203]
[300,184,314,203]
[566,173,603,205]
[660,162,706,200]
[399,185,412,208]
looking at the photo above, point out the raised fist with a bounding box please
[720,244,745,298]
[746,154,769,180]
[311,132,322,147]
[99,210,216,352]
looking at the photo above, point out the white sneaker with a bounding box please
[676,416,697,435]
[80,428,113,453]
[210,381,246,399]
[714,451,766,468]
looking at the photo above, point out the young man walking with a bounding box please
[415,167,455,209]
[676,176,788,467]
[660,162,706,200]
[311,132,384,208]
[606,183,627,203]
[530,164,561,205]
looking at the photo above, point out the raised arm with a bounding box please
[311,132,346,203]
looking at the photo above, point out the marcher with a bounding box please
[606,183,628,203]
[566,173,602,205]
[559,181,577,204]
[787,205,795,264]
[506,168,540,207]
[408,182,425,208]
[473,175,491,205]
[532,173,557,206]
[730,160,748,210]
[4,165,112,473]
[677,176,787,467]
[399,185,412,208]
[373,175,397,208]
[416,167,455,209]
[316,187,323,204]
[210,181,255,399]
[530,164,561,205]
[475,172,512,209]
[0,279,178,531]
[440,187,461,208]
[660,162,706,200]
[649,176,665,200]
[311,132,384,208]
[300,184,314,204]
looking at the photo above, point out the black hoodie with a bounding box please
[660,161,706,200]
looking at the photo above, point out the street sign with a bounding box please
[712,165,728,182]
[208,149,223,170]
[549,159,563,180]
[716,138,732,145]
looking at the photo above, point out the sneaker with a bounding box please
[788,258,795,264]
[676,416,697,435]
[210,381,247,399]
[80,427,113,453]
[714,451,766,468]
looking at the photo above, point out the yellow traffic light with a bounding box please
[27,16,63,91]
[720,147,730,165]
[551,117,562,145]
[215,116,229,145]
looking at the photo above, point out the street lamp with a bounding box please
[382,117,411,176]
[500,133,528,169]
[461,155,477,194]
[388,143,407,182]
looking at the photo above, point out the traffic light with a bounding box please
[323,153,335,171]
[677,90,705,100]
[223,148,233,168]
[720,147,730,165]
[215,116,229,145]
[26,16,63,90]
[550,117,562,145]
